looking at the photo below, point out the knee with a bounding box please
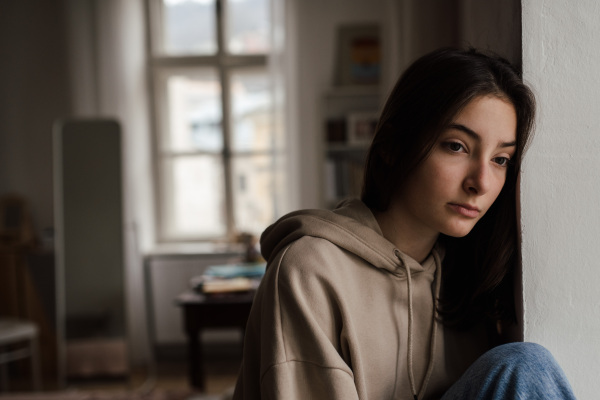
[493,342,552,360]
[483,342,558,372]
[445,343,576,400]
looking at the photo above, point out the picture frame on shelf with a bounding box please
[346,111,378,146]
[334,24,381,87]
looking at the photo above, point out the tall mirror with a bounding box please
[53,119,128,385]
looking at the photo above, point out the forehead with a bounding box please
[450,95,517,142]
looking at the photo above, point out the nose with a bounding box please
[463,160,491,195]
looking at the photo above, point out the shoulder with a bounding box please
[259,236,373,311]
[269,235,359,282]
[280,235,347,264]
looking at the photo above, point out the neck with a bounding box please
[374,209,439,263]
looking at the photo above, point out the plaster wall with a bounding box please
[522,1,600,398]
[0,0,70,233]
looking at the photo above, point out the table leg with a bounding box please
[179,296,253,392]
[187,327,205,391]
[31,336,42,391]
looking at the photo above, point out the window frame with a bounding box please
[146,0,274,242]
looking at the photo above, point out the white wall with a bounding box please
[522,1,600,398]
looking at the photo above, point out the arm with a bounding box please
[233,242,360,400]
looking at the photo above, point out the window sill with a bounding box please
[145,241,245,259]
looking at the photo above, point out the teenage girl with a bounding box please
[232,47,576,400]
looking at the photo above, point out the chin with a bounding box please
[441,222,478,238]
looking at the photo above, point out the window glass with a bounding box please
[151,0,283,241]
[163,155,226,237]
[162,0,217,55]
[225,0,270,54]
[163,69,223,152]
[232,155,274,235]
[230,68,272,152]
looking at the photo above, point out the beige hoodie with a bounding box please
[233,199,490,400]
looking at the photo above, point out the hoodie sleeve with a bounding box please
[233,238,361,400]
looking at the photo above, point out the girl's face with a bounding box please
[391,95,517,239]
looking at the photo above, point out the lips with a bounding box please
[448,203,480,218]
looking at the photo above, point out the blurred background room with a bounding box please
[2,0,598,399]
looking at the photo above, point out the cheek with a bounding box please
[493,173,509,197]
[408,164,448,198]
[425,161,462,195]
[409,163,454,205]
[404,156,464,201]
[484,175,508,209]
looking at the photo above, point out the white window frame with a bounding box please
[146,0,276,242]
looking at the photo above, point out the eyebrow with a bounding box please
[448,123,517,148]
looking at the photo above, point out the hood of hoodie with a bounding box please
[260,198,441,277]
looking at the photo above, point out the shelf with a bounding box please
[321,86,380,208]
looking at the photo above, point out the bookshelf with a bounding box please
[322,86,382,208]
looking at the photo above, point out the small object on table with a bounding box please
[190,262,266,296]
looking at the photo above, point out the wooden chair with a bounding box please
[0,317,41,392]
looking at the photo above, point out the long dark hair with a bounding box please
[362,47,536,329]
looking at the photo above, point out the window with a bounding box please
[147,0,284,241]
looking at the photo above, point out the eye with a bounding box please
[493,156,511,167]
[443,141,466,153]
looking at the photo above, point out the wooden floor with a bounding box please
[0,354,241,399]
[68,357,240,395]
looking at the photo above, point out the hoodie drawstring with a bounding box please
[397,249,443,400]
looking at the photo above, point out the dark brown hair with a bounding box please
[361,47,536,329]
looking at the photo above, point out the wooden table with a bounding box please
[175,290,254,391]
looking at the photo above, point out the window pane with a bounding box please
[225,0,270,54]
[163,155,226,237]
[230,68,272,152]
[163,69,223,152]
[232,155,274,235]
[161,0,217,55]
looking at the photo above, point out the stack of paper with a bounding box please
[191,262,267,295]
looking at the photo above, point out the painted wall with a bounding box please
[522,1,600,398]
[395,0,460,73]
[459,0,521,65]
[0,0,70,233]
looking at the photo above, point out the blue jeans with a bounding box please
[441,342,576,399]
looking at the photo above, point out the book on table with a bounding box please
[190,262,267,295]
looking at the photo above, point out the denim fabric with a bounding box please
[441,342,576,399]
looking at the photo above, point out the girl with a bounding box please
[232,48,576,399]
